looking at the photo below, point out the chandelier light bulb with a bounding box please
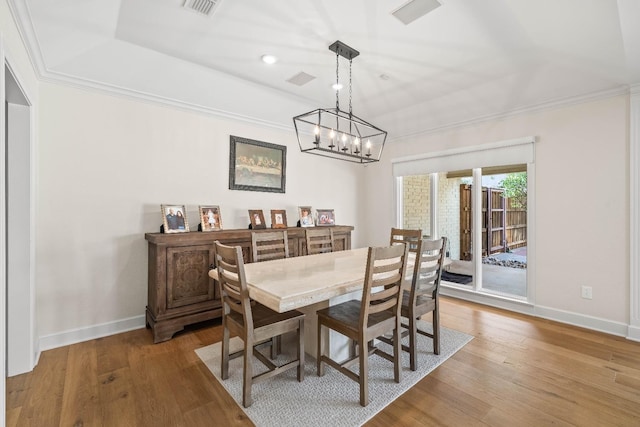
[314,125,320,144]
[329,129,335,139]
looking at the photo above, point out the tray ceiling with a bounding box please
[11,0,640,139]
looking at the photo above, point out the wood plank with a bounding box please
[59,341,102,427]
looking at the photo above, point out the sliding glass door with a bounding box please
[399,165,528,300]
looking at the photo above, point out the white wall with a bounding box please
[362,95,629,325]
[35,82,363,343]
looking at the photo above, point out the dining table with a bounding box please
[209,246,449,359]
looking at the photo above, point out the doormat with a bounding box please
[441,270,473,284]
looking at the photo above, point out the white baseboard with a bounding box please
[442,288,630,338]
[534,305,629,337]
[38,315,146,354]
[626,325,640,342]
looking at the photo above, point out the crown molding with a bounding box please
[389,85,631,143]
[631,84,640,95]
[39,69,295,132]
[7,0,48,79]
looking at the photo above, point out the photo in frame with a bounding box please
[229,135,286,193]
[248,209,267,229]
[270,209,288,229]
[199,205,222,232]
[161,204,189,233]
[298,206,314,227]
[316,209,335,226]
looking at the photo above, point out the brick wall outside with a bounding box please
[438,173,463,259]
[402,175,430,235]
[402,173,464,259]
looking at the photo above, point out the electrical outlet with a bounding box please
[581,285,593,300]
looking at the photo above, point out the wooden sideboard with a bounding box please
[145,225,354,343]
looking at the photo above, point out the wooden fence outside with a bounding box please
[460,184,527,261]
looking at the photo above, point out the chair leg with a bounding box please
[221,321,230,380]
[271,336,281,359]
[393,318,402,383]
[433,305,440,355]
[242,339,253,408]
[297,318,305,382]
[317,320,324,376]
[409,315,418,371]
[359,338,368,407]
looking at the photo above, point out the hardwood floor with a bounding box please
[7,297,640,426]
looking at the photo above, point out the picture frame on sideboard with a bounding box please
[316,208,335,226]
[161,204,189,233]
[199,205,222,231]
[271,209,288,229]
[298,206,314,227]
[249,209,267,229]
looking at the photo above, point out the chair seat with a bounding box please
[316,300,396,335]
[229,302,304,330]
[400,291,436,318]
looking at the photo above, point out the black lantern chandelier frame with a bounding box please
[293,40,388,164]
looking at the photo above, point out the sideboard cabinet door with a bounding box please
[166,245,216,309]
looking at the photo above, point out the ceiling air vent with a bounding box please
[391,0,441,25]
[286,72,316,86]
[183,0,220,16]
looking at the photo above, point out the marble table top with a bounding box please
[210,247,373,313]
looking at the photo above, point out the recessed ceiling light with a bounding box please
[332,83,343,90]
[261,54,278,65]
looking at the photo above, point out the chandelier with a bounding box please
[293,41,388,164]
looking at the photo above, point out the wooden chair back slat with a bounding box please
[409,237,446,304]
[215,241,253,328]
[305,228,335,255]
[252,230,289,262]
[360,244,409,329]
[390,228,422,253]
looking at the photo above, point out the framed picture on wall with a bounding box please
[161,204,189,233]
[316,209,335,226]
[229,135,287,193]
[199,205,222,231]
[271,209,287,229]
[249,209,267,229]
[298,206,314,227]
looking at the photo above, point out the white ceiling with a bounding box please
[12,0,640,139]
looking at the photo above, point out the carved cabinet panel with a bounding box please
[166,246,215,309]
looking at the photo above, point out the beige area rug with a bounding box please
[195,321,473,427]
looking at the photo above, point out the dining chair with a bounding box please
[251,230,289,262]
[390,227,422,253]
[251,230,290,356]
[305,228,335,255]
[316,243,409,407]
[214,241,305,408]
[379,237,446,371]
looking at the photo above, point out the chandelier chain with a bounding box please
[335,50,340,111]
[349,58,353,116]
